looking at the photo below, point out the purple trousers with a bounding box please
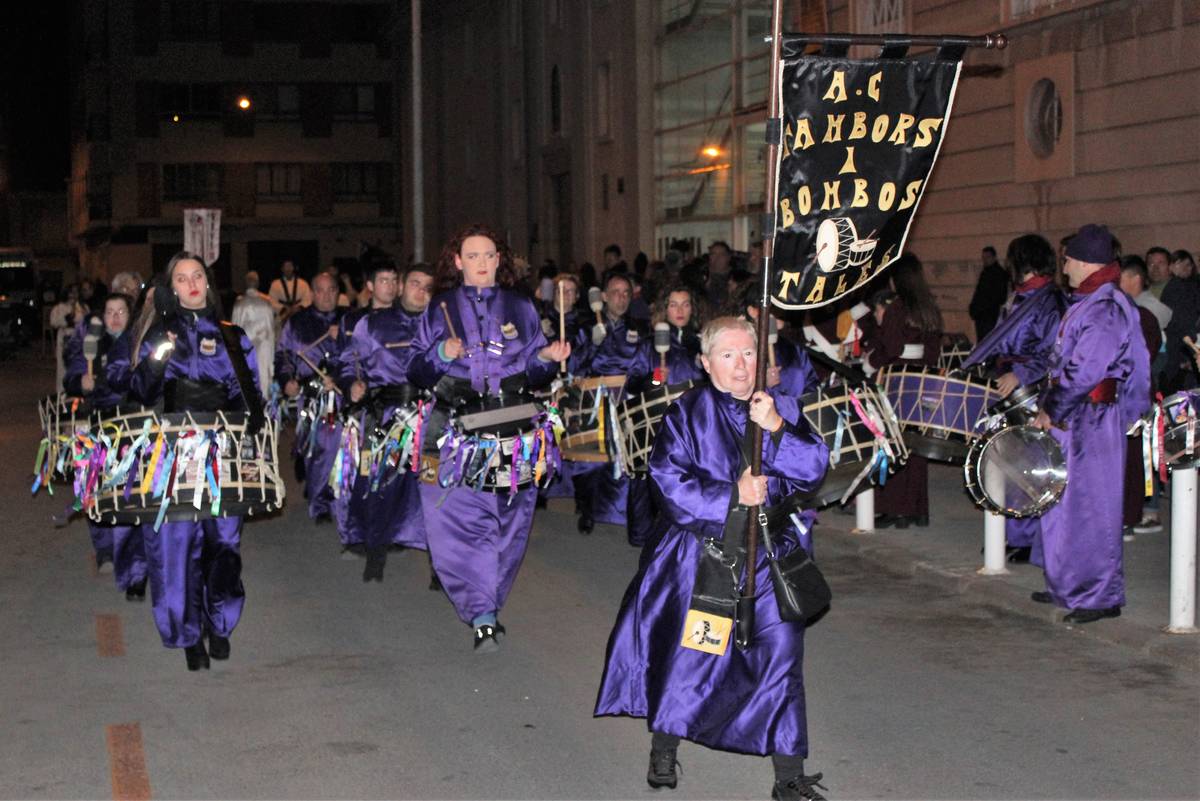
[333,470,426,552]
[88,521,113,563]
[143,517,245,648]
[420,483,536,624]
[89,522,148,590]
[1006,518,1040,549]
[303,420,342,519]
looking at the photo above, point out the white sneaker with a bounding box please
[1132,517,1163,534]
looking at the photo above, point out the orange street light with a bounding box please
[701,146,721,158]
[237,96,252,111]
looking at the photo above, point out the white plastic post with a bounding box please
[855,488,874,532]
[979,466,1009,575]
[1168,466,1199,633]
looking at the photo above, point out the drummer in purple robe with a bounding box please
[625,282,708,548]
[570,272,650,534]
[860,254,943,528]
[961,234,1064,561]
[276,271,345,520]
[407,224,569,651]
[63,293,147,600]
[130,252,260,671]
[1031,224,1149,624]
[333,263,434,583]
[595,316,831,801]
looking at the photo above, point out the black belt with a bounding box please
[164,378,232,414]
[432,374,530,409]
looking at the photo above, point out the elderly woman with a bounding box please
[595,316,831,801]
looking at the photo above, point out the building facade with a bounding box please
[69,0,406,295]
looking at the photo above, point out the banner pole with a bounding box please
[736,0,785,653]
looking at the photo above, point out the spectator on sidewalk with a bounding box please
[1160,249,1200,393]
[1119,256,1165,540]
[968,245,1009,341]
[1146,246,1171,299]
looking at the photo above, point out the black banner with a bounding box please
[770,56,961,309]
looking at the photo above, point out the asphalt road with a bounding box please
[3,350,1197,800]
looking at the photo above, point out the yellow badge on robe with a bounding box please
[680,608,733,656]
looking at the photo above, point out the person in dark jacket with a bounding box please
[968,245,1009,341]
[1160,250,1200,393]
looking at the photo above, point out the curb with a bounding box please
[818,524,1200,673]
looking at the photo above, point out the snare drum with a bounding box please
[87,408,285,526]
[420,400,562,493]
[619,381,698,474]
[877,366,1001,463]
[1150,392,1200,469]
[984,380,1044,428]
[963,423,1067,518]
[555,375,627,462]
[800,383,909,507]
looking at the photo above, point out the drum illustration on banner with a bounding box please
[815,217,879,273]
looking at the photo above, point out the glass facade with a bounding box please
[653,0,776,257]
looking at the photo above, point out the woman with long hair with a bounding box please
[130,252,260,671]
[862,253,943,528]
[408,224,570,651]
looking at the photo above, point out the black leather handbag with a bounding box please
[759,514,831,625]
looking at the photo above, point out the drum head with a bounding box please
[972,425,1066,518]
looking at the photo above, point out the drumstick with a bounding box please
[1184,336,1200,355]
[295,351,343,395]
[558,281,567,374]
[440,301,459,341]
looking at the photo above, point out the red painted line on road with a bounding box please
[95,614,125,658]
[106,722,152,801]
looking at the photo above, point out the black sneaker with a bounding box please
[646,747,678,789]
[1063,606,1121,624]
[184,642,210,671]
[772,772,828,801]
[473,624,501,653]
[207,633,231,660]
[1030,590,1053,604]
[125,579,147,602]
[577,515,594,535]
[1006,546,1032,563]
[363,551,385,582]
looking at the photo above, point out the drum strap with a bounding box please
[219,322,266,435]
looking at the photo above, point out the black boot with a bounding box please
[772,773,828,801]
[207,633,231,660]
[577,514,594,535]
[184,642,210,671]
[363,549,386,582]
[125,579,147,602]
[647,747,679,789]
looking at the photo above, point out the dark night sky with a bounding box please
[2,1,71,192]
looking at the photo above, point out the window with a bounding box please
[158,84,222,119]
[333,84,376,120]
[162,163,223,201]
[256,164,302,199]
[596,61,611,138]
[550,66,563,135]
[256,85,301,120]
[852,0,907,34]
[332,163,380,200]
[162,0,220,41]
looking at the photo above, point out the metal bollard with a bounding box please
[979,466,1009,575]
[1167,465,1199,634]
[855,487,875,532]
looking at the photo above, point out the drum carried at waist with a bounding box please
[619,380,699,475]
[419,397,562,493]
[799,382,908,507]
[83,408,284,527]
[1134,391,1200,471]
[877,366,1001,463]
[34,393,94,486]
[555,375,627,463]
[963,423,1066,518]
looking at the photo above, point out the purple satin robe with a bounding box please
[332,305,428,550]
[1038,282,1150,610]
[964,281,1064,548]
[595,385,829,756]
[408,285,553,624]
[772,336,820,398]
[130,309,257,649]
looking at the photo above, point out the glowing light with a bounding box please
[701,146,721,158]
[237,96,252,110]
[686,163,731,176]
[171,114,181,123]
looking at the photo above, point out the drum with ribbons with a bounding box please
[32,393,93,492]
[1130,392,1200,477]
[619,380,700,475]
[328,384,429,501]
[799,381,908,507]
[554,375,627,464]
[963,423,1066,518]
[417,397,563,494]
[79,407,285,529]
[877,365,1002,463]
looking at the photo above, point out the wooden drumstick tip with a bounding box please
[440,301,459,341]
[1185,336,1200,355]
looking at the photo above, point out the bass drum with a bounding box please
[963,423,1066,518]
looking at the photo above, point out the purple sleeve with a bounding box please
[1042,298,1126,425]
[407,304,450,389]
[649,401,735,541]
[274,319,300,384]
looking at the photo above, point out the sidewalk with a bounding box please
[816,462,1200,672]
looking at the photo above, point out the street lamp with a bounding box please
[237,96,252,111]
[701,146,721,158]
